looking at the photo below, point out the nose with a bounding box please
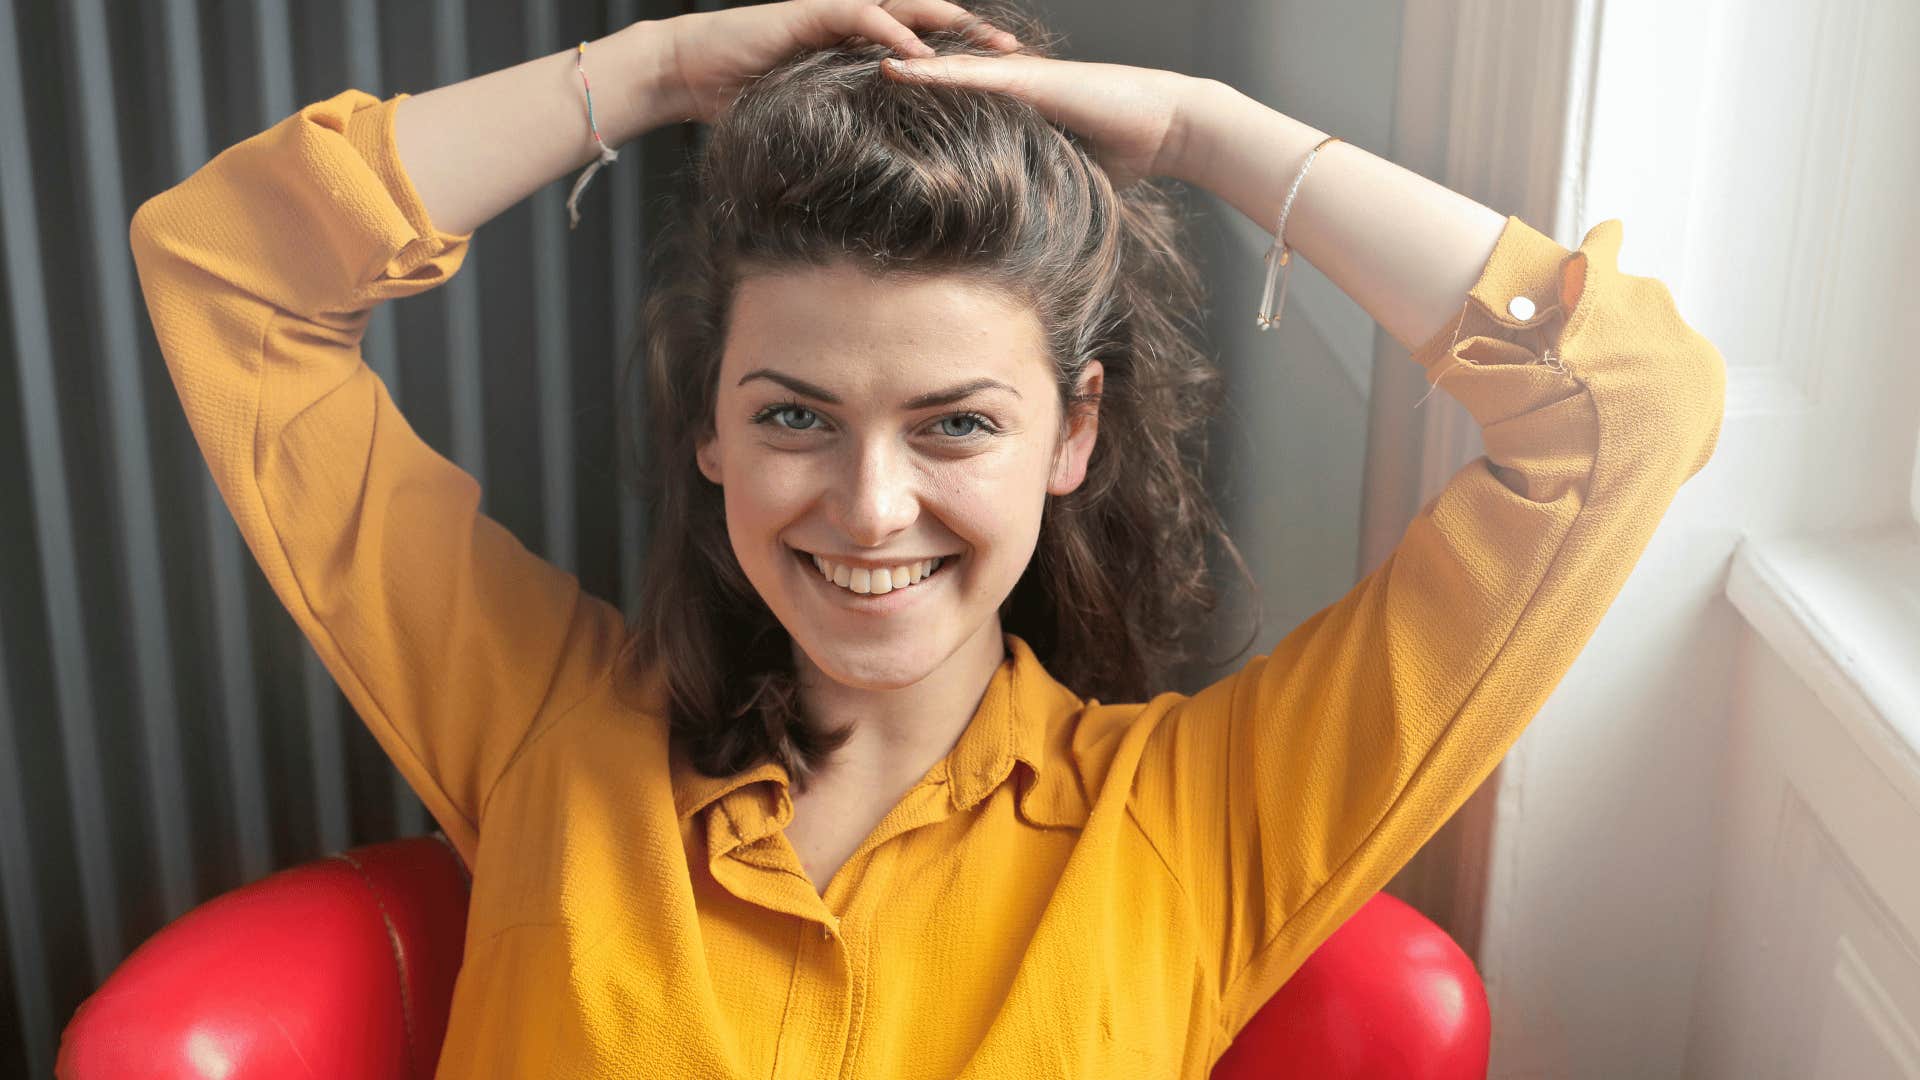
[830,436,921,549]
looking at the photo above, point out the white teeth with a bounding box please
[804,552,951,595]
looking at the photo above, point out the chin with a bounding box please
[791,630,953,691]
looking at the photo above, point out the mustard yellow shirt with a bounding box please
[129,89,1724,1078]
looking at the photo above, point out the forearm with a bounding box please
[393,19,684,237]
[1172,78,1508,354]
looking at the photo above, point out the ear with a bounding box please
[1048,360,1103,496]
[696,430,723,486]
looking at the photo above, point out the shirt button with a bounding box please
[1507,295,1537,321]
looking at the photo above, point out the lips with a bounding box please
[817,554,940,594]
[788,546,959,605]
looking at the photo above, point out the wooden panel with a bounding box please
[1687,624,1920,1078]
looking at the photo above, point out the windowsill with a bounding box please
[1726,524,1920,798]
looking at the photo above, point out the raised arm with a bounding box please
[125,21,685,866]
[391,21,680,236]
[1114,83,1726,1055]
[1170,78,1511,354]
[128,4,1019,869]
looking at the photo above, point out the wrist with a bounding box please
[602,18,692,143]
[1169,80,1330,229]
[1166,77,1243,190]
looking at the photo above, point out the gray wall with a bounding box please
[1031,0,1407,682]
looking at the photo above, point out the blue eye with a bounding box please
[752,403,821,431]
[936,414,988,438]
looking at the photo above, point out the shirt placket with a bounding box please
[708,778,962,1078]
[702,790,853,1077]
[769,909,857,1079]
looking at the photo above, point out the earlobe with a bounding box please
[1047,360,1104,496]
[696,435,722,486]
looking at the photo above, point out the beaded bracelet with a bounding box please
[565,40,619,230]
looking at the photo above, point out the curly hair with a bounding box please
[614,0,1256,794]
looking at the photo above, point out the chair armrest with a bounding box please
[1211,892,1490,1079]
[58,834,471,1080]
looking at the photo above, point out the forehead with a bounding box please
[722,262,1049,392]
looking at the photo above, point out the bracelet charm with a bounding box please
[1256,134,1342,332]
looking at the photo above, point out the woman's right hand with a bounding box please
[658,0,1022,125]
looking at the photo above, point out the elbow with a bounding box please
[1604,272,1728,483]
[1679,334,1727,481]
[126,194,181,330]
[127,194,170,284]
[127,200,150,271]
[127,183,197,281]
[127,189,164,253]
[1650,284,1727,482]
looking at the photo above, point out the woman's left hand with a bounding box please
[880,50,1206,189]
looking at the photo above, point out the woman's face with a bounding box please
[697,261,1102,691]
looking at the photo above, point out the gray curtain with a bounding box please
[0,0,696,1072]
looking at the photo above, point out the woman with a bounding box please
[127,0,1725,1074]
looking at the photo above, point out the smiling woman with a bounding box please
[626,18,1251,796]
[122,0,1725,1067]
[699,262,1100,742]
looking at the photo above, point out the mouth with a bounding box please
[788,545,960,610]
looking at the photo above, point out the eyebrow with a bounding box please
[736,368,1023,409]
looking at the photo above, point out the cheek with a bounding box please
[723,454,814,527]
[930,456,1051,557]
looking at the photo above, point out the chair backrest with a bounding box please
[59,835,1488,1078]
[57,835,471,1080]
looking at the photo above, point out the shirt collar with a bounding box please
[669,632,1089,829]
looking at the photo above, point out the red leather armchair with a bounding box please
[57,835,1488,1078]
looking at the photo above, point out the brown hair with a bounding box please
[615,0,1256,793]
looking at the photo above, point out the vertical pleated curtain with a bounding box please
[0,0,702,1072]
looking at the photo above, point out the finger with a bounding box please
[880,0,1021,51]
[880,53,1119,151]
[880,50,1030,92]
[845,4,938,58]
